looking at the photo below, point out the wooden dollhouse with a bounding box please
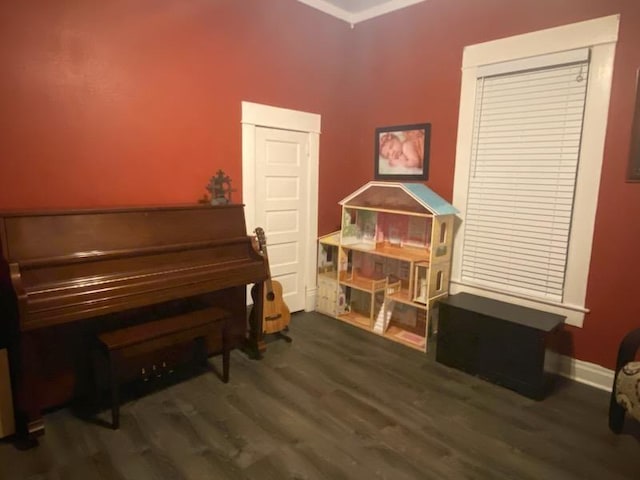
[317,181,458,351]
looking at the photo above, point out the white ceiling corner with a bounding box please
[296,0,426,25]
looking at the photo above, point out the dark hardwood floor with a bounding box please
[1,312,638,479]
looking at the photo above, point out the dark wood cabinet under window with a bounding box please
[436,293,564,400]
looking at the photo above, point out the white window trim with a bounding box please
[451,15,619,327]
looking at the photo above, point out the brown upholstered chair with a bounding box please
[609,328,640,433]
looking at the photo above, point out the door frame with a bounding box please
[241,101,321,312]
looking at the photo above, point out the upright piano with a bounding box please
[0,204,267,438]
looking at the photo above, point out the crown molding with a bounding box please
[296,0,426,26]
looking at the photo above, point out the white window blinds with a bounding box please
[461,52,590,302]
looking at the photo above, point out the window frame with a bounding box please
[450,15,619,327]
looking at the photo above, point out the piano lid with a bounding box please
[0,204,268,331]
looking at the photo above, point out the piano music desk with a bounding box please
[98,306,230,429]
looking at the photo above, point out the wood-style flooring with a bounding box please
[0,312,638,479]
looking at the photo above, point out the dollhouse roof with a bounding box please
[339,182,458,216]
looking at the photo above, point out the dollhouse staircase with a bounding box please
[373,300,392,334]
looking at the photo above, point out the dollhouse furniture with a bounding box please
[609,327,640,433]
[316,182,457,351]
[437,293,564,399]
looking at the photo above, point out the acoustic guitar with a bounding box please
[251,227,291,338]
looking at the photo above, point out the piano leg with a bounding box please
[11,333,45,448]
[17,416,44,449]
[222,321,230,383]
[108,351,120,430]
[245,282,267,359]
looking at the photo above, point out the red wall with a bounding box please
[1,0,639,369]
[0,0,354,215]
[347,0,640,369]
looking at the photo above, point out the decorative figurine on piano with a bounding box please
[204,170,236,205]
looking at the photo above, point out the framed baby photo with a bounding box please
[374,123,430,181]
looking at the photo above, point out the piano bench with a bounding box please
[97,306,231,430]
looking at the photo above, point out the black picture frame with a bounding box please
[374,123,430,181]
[628,69,640,182]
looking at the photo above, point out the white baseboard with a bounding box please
[308,288,614,391]
[548,352,614,392]
[306,287,318,312]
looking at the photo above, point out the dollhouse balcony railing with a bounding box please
[339,271,388,293]
[341,241,430,263]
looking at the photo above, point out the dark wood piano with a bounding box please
[0,204,267,439]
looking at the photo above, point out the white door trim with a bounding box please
[241,101,321,312]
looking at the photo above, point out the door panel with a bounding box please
[255,127,308,312]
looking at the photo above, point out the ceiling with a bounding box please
[296,0,426,24]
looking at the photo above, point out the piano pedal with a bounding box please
[141,368,149,382]
[163,361,174,374]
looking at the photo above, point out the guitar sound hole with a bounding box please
[267,292,275,301]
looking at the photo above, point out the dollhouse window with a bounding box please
[439,222,447,244]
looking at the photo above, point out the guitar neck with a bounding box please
[261,243,276,298]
